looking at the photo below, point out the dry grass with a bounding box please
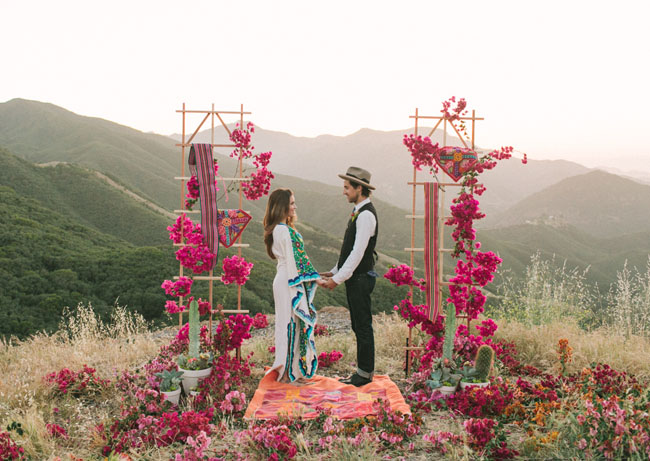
[494,317,650,380]
[2,304,650,459]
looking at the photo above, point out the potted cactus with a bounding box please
[177,299,213,394]
[426,303,461,395]
[155,369,184,404]
[459,344,494,390]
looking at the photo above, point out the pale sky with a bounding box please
[2,0,649,171]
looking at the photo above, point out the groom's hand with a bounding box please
[322,278,338,290]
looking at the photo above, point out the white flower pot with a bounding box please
[161,387,181,405]
[179,367,212,394]
[439,385,457,396]
[460,380,489,390]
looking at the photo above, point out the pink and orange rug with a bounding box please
[244,371,410,420]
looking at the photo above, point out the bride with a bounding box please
[263,188,323,384]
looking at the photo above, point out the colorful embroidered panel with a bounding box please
[217,209,252,248]
[188,144,219,270]
[436,146,478,182]
[286,226,318,281]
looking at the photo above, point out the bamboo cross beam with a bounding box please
[185,113,211,145]
[176,109,252,115]
[409,115,484,121]
[174,176,252,181]
[175,143,236,148]
[427,118,443,137]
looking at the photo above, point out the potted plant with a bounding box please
[459,344,494,390]
[426,357,461,395]
[426,303,461,395]
[155,368,184,404]
[177,299,213,394]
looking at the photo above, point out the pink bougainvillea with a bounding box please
[229,122,274,201]
[221,255,253,285]
[317,350,343,368]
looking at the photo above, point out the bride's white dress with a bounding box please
[266,224,319,382]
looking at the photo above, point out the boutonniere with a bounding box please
[350,211,360,223]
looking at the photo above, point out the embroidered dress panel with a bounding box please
[267,224,319,382]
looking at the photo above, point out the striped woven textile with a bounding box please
[188,144,219,271]
[424,183,440,321]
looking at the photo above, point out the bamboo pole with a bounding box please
[185,113,210,145]
[176,109,252,115]
[471,110,476,150]
[449,121,470,149]
[427,118,444,138]
[179,103,186,328]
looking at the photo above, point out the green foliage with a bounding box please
[474,345,495,381]
[155,369,183,392]
[426,358,461,389]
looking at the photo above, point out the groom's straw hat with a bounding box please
[338,166,376,190]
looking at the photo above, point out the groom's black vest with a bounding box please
[337,202,378,276]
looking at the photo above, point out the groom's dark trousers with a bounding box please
[345,273,376,377]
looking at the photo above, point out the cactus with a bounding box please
[442,303,456,361]
[474,344,495,381]
[188,299,199,359]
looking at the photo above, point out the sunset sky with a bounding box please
[2,0,649,172]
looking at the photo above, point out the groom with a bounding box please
[321,166,378,387]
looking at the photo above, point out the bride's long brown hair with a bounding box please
[263,188,296,259]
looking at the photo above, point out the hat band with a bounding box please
[346,173,369,185]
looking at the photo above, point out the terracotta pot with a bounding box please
[178,367,212,394]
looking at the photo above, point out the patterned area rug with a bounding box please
[244,370,410,420]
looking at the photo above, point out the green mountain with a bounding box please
[0,98,180,209]
[486,170,650,238]
[0,147,172,246]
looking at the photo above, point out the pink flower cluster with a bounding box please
[45,365,109,397]
[161,277,194,298]
[317,350,343,368]
[372,399,422,447]
[403,134,441,171]
[242,165,274,201]
[176,243,216,275]
[46,423,68,439]
[229,122,274,201]
[221,255,253,285]
[422,430,463,454]
[185,161,220,210]
[0,431,24,460]
[234,422,298,460]
[463,418,497,451]
[251,313,268,329]
[219,390,247,414]
[172,431,217,461]
[384,264,425,290]
[441,96,468,121]
[167,215,204,245]
[475,319,498,337]
[314,324,330,336]
[213,314,254,354]
[229,122,254,157]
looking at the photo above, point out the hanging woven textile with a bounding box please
[424,183,440,321]
[188,143,219,271]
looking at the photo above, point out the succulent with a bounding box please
[155,369,184,392]
[426,357,461,389]
[474,344,495,382]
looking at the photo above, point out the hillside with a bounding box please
[0,98,180,209]
[0,148,172,246]
[486,170,650,238]
[177,125,591,214]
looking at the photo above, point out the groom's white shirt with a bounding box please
[330,197,377,285]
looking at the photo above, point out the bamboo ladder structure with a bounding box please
[404,108,484,375]
[172,103,252,357]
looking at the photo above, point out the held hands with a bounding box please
[317,272,338,290]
